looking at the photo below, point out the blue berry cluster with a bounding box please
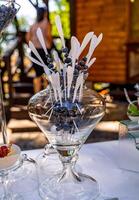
[0,4,17,33]
[75,57,88,75]
[43,48,89,133]
[52,101,82,133]
[62,48,88,75]
[45,47,88,77]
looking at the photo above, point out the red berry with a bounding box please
[0,146,10,158]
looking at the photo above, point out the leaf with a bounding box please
[128,104,139,116]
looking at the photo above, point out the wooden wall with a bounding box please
[75,0,130,83]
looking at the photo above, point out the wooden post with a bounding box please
[18,34,25,76]
[69,0,76,36]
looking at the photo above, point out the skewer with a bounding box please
[88,58,96,68]
[124,88,133,105]
[86,33,103,65]
[67,66,74,98]
[73,120,79,132]
[70,36,80,69]
[53,50,63,71]
[36,28,48,56]
[28,15,103,107]
[55,15,65,48]
[78,32,94,58]
[28,55,52,75]
[72,73,84,103]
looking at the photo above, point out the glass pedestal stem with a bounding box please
[58,154,81,183]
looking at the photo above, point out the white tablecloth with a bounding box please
[1,141,139,200]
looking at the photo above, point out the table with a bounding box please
[1,141,139,200]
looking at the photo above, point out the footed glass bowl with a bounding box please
[28,86,105,200]
[0,0,20,34]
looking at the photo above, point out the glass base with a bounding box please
[39,173,99,200]
[0,194,23,200]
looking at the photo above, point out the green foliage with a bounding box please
[128,104,139,116]
[49,0,70,39]
[16,16,29,31]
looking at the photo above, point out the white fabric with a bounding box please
[1,141,139,200]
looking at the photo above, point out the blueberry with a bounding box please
[82,57,87,62]
[74,69,79,75]
[0,4,17,32]
[76,65,82,70]
[69,110,76,117]
[64,53,69,57]
[79,60,85,66]
[48,63,54,69]
[56,126,62,131]
[63,123,70,131]
[65,57,72,64]
[62,47,68,53]
[84,65,88,69]
[55,102,60,107]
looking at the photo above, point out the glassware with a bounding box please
[0,151,38,200]
[0,0,20,143]
[0,144,23,200]
[36,144,62,183]
[36,144,80,183]
[119,121,139,173]
[0,70,23,196]
[9,154,38,200]
[0,0,20,34]
[127,100,139,123]
[28,84,105,200]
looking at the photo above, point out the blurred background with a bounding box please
[0,0,139,150]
